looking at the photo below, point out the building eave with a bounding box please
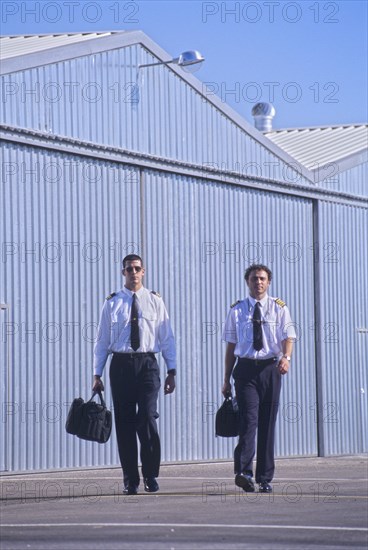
[0,31,317,185]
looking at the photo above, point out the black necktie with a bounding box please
[130,293,140,351]
[253,301,263,351]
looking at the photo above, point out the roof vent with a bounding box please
[251,102,276,132]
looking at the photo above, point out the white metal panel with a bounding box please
[0,304,10,471]
[143,170,317,462]
[318,201,368,454]
[1,140,141,471]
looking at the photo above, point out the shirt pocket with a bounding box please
[142,306,157,322]
[111,306,129,326]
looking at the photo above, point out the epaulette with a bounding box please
[106,292,116,300]
[230,300,241,308]
[151,290,161,298]
[274,297,286,308]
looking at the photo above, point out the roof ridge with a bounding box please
[0,32,119,38]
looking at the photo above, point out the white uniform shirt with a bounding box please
[94,286,176,376]
[222,294,296,359]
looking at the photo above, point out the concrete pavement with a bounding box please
[1,456,367,549]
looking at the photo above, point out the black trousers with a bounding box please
[233,358,281,484]
[109,353,161,486]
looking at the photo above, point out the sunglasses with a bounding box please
[124,266,143,273]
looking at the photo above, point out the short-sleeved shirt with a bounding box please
[222,294,296,359]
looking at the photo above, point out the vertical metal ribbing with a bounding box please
[139,168,145,260]
[0,303,11,471]
[313,199,325,457]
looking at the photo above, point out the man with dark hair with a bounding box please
[93,254,176,495]
[222,264,296,493]
[244,263,272,283]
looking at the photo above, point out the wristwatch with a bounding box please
[282,355,291,361]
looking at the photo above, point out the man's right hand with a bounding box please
[222,380,232,397]
[92,376,104,393]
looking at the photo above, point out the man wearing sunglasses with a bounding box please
[93,254,176,495]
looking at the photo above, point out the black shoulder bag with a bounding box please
[65,390,112,443]
[215,396,239,437]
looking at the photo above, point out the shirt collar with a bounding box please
[248,294,269,307]
[122,286,145,298]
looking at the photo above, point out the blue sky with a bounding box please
[1,0,367,129]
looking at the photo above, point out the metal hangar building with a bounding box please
[1,32,367,472]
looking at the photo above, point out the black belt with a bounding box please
[113,352,156,360]
[238,357,278,367]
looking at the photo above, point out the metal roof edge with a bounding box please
[312,150,368,182]
[265,124,368,174]
[0,30,144,74]
[267,123,368,133]
[1,31,121,37]
[0,31,315,184]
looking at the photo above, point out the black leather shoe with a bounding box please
[123,484,138,495]
[235,473,255,493]
[259,482,272,493]
[144,477,159,493]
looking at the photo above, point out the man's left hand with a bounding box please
[164,373,176,394]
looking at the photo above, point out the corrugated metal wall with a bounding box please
[1,301,10,471]
[143,171,317,461]
[1,139,320,471]
[318,201,368,454]
[319,162,368,197]
[1,141,141,471]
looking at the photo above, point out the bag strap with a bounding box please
[89,390,106,408]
